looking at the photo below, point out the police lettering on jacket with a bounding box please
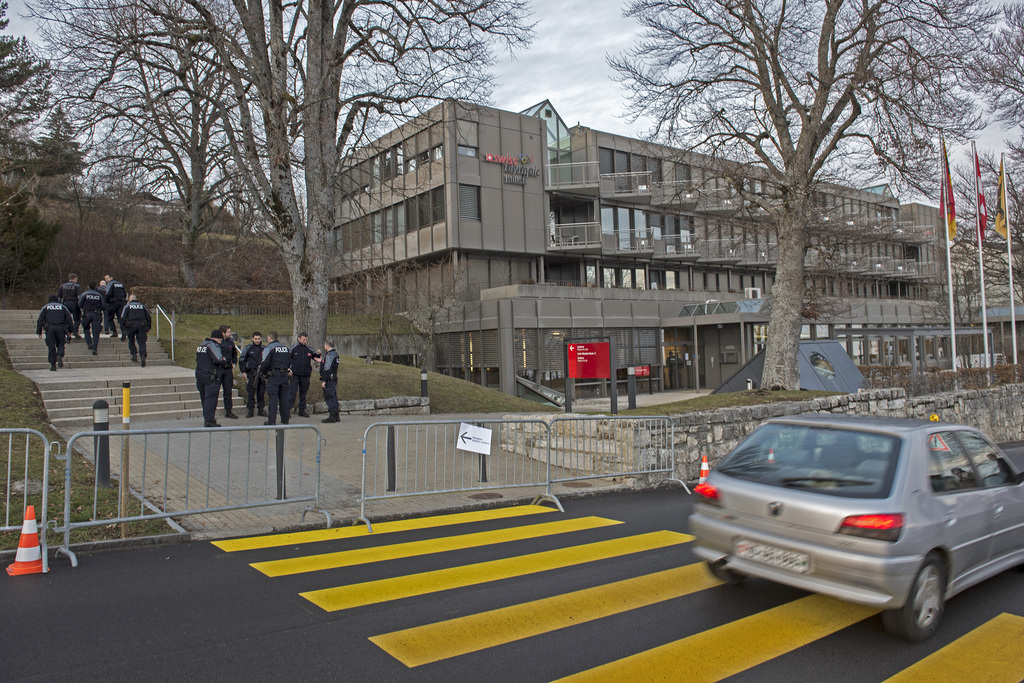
[259,340,291,375]
[79,289,105,312]
[195,339,228,379]
[36,303,72,333]
[119,301,151,330]
[320,350,339,382]
[106,280,127,305]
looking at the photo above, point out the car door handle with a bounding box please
[993,504,1004,517]
[943,512,956,526]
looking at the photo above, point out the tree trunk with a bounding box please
[761,208,810,390]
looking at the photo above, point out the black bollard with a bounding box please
[627,366,637,411]
[275,429,286,499]
[420,369,428,399]
[93,400,111,488]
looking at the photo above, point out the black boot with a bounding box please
[298,409,310,418]
[224,412,239,419]
[257,408,267,417]
[49,363,56,371]
[246,409,254,418]
[131,355,137,362]
[92,347,98,355]
[57,357,63,368]
[140,357,146,367]
[321,411,340,423]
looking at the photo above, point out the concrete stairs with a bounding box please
[1,309,243,429]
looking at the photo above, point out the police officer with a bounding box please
[78,282,106,355]
[57,273,82,341]
[36,295,73,371]
[289,332,320,418]
[218,325,239,419]
[196,330,230,428]
[119,294,152,366]
[239,331,266,418]
[319,339,340,423]
[103,274,128,338]
[258,331,293,425]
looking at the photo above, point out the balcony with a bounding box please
[548,222,603,253]
[865,256,896,276]
[737,242,777,266]
[892,221,937,244]
[697,188,743,214]
[651,181,699,209]
[599,171,654,201]
[700,238,743,264]
[546,162,600,195]
[602,229,656,255]
[892,260,939,279]
[655,234,700,261]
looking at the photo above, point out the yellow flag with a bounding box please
[994,157,1008,239]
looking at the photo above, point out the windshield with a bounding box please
[717,423,901,498]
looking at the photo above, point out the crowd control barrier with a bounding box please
[2,429,58,572]
[54,424,327,567]
[358,416,683,530]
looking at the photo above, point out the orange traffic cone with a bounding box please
[698,454,710,485]
[7,505,45,576]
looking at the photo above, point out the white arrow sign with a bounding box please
[457,422,492,455]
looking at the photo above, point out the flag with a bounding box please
[975,149,988,238]
[941,139,957,241]
[995,157,1008,239]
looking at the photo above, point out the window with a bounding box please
[928,431,980,492]
[432,186,445,223]
[432,144,443,162]
[457,145,477,157]
[459,184,480,220]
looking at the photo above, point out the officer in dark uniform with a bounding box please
[36,295,73,371]
[239,331,266,418]
[288,332,320,418]
[57,273,82,341]
[319,339,340,423]
[217,325,239,419]
[103,274,128,338]
[196,330,230,428]
[78,283,106,355]
[119,294,152,366]
[258,331,293,425]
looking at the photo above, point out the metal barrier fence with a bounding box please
[54,424,327,568]
[359,416,683,530]
[2,429,57,570]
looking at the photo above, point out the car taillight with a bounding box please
[838,513,904,542]
[694,483,719,505]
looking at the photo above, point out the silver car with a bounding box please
[688,415,1024,642]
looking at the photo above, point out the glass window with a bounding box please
[601,206,615,235]
[603,267,615,288]
[599,147,614,175]
[395,202,406,233]
[635,269,646,290]
[927,431,980,492]
[618,207,631,249]
[621,269,632,288]
[666,271,676,290]
[957,432,1016,487]
[373,212,382,242]
[432,144,443,162]
[457,145,477,157]
[418,192,432,228]
[432,186,445,223]
[586,265,597,286]
[458,184,480,220]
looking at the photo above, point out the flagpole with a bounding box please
[1004,154,1018,367]
[943,139,958,371]
[973,142,991,372]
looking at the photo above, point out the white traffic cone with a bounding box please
[698,454,710,485]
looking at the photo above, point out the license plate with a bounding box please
[735,539,810,574]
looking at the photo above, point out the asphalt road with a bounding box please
[2,489,1023,682]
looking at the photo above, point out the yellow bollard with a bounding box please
[120,382,130,538]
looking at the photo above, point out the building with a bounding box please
[333,100,948,401]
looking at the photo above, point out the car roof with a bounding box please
[765,414,960,435]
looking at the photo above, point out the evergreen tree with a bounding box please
[0,1,50,175]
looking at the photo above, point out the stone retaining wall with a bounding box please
[673,385,1024,481]
[313,396,429,416]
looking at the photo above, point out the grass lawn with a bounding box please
[0,340,170,552]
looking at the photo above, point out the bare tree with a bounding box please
[30,0,240,287]
[612,0,995,389]
[141,0,533,347]
[975,3,1024,153]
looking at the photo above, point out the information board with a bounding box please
[567,343,611,379]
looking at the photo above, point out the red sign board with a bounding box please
[635,365,650,377]
[568,343,611,379]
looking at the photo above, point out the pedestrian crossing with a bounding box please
[213,503,1024,680]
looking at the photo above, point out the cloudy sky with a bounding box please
[6,0,1015,201]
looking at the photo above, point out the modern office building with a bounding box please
[332,100,947,400]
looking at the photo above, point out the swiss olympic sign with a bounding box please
[568,343,611,379]
[483,152,540,186]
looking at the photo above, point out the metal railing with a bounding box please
[358,416,682,530]
[549,222,602,249]
[599,171,654,197]
[54,424,327,567]
[546,161,600,189]
[155,304,176,362]
[2,429,56,571]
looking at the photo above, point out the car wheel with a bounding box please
[882,553,946,642]
[706,559,746,585]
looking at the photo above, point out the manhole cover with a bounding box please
[561,481,592,489]
[468,492,504,500]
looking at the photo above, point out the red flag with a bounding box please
[975,149,988,239]
[941,140,957,240]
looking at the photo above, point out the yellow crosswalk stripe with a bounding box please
[554,594,878,682]
[300,530,692,613]
[212,505,556,552]
[883,613,1024,683]
[371,562,722,667]
[252,516,623,577]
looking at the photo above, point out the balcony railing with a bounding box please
[545,162,600,191]
[737,242,777,265]
[651,181,699,209]
[549,222,603,250]
[657,234,699,260]
[700,238,743,262]
[599,171,654,199]
[602,229,656,254]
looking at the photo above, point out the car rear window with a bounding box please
[716,423,901,498]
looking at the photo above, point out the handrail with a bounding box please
[155,304,176,362]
